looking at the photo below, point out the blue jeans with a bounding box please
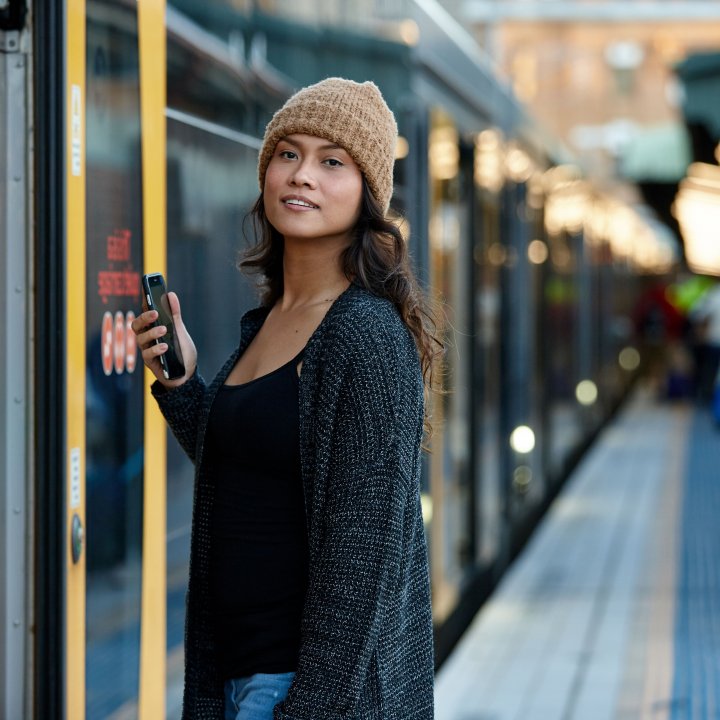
[224,672,295,720]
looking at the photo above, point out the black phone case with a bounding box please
[141,273,186,380]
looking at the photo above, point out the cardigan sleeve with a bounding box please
[275,318,424,719]
[150,369,207,463]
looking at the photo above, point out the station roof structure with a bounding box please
[463,0,720,22]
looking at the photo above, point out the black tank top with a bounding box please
[205,349,308,680]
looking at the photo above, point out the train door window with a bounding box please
[498,177,545,526]
[598,244,630,402]
[85,3,145,716]
[427,109,474,622]
[544,229,583,476]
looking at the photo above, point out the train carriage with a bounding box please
[0,0,671,717]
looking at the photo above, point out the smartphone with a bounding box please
[141,273,186,380]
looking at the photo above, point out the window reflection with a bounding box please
[427,110,473,623]
[474,190,503,564]
[544,231,583,475]
[85,3,144,716]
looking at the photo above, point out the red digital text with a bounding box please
[98,271,140,304]
[107,229,132,261]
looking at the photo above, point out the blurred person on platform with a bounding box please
[689,282,720,405]
[632,280,689,398]
[132,78,439,720]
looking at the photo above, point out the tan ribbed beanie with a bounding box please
[257,77,398,212]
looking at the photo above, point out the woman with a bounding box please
[133,78,438,720]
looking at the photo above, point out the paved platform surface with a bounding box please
[435,390,720,720]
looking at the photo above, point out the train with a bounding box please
[1,0,675,717]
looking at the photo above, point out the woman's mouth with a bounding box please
[282,196,319,210]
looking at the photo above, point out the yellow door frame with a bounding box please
[65,1,168,717]
[138,1,168,717]
[65,1,87,718]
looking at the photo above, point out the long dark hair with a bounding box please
[240,179,444,435]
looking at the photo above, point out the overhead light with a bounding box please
[399,19,420,46]
[576,380,598,406]
[528,239,548,264]
[619,347,641,371]
[510,425,535,454]
[674,163,720,276]
[395,136,409,160]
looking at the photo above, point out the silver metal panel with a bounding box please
[412,0,520,134]
[166,107,263,149]
[0,29,29,720]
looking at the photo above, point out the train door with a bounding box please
[472,129,505,568]
[426,108,475,627]
[62,1,167,717]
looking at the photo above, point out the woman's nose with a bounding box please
[289,161,316,187]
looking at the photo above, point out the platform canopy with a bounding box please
[620,122,692,184]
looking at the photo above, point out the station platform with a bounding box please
[435,388,720,720]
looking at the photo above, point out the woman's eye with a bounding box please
[324,158,344,167]
[279,150,297,160]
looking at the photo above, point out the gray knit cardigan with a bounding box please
[152,284,435,719]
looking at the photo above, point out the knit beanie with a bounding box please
[257,77,398,212]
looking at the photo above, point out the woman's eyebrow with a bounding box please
[280,138,347,153]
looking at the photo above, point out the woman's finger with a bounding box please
[135,324,167,350]
[142,343,168,362]
[131,309,158,336]
[166,292,185,329]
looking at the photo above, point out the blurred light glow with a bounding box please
[605,41,644,70]
[510,425,535,454]
[395,136,409,160]
[544,180,590,235]
[619,346,641,371]
[674,163,720,276]
[429,211,460,252]
[488,242,507,266]
[513,466,532,494]
[576,380,598,406]
[430,125,459,181]
[420,492,432,525]
[541,164,582,194]
[399,19,420,46]
[528,239,549,264]
[475,129,504,193]
[504,142,533,183]
[542,173,675,274]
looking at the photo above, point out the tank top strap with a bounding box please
[286,347,305,383]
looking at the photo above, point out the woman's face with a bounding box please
[263,134,363,246]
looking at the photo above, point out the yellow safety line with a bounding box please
[138,1,168,717]
[66,0,87,718]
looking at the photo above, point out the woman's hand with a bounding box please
[132,291,197,389]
